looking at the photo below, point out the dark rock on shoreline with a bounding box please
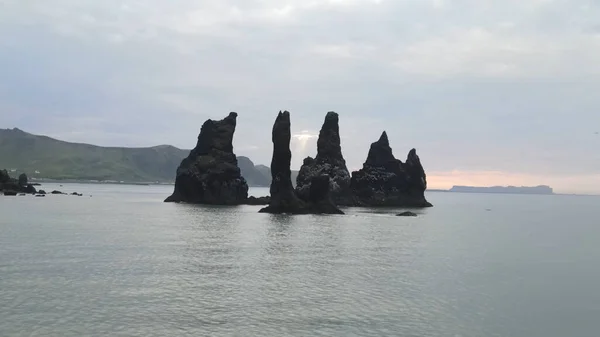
[245,196,270,205]
[397,211,418,217]
[51,190,64,195]
[1,169,11,185]
[296,112,355,206]
[350,132,432,207]
[165,112,249,204]
[0,170,36,194]
[260,111,343,215]
[18,173,28,187]
[306,175,344,214]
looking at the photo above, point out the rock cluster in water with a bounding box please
[165,112,249,204]
[166,110,431,212]
[0,170,37,195]
[259,111,343,215]
[351,132,432,207]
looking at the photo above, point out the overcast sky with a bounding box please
[1,0,599,193]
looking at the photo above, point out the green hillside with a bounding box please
[0,128,189,182]
[0,128,287,185]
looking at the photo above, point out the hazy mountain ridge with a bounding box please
[449,185,554,195]
[0,128,285,185]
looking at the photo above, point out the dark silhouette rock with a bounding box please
[260,111,306,214]
[260,111,343,215]
[165,112,249,204]
[0,170,35,194]
[35,194,46,197]
[4,190,17,196]
[38,190,46,195]
[0,169,9,184]
[51,190,64,195]
[397,211,418,217]
[296,112,354,205]
[245,196,270,205]
[71,192,83,196]
[23,184,37,194]
[306,175,345,214]
[18,173,28,187]
[350,132,432,207]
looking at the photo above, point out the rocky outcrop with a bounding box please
[245,196,270,205]
[350,132,432,207]
[306,175,344,214]
[165,112,249,204]
[260,111,343,215]
[1,169,10,185]
[296,111,354,205]
[0,170,36,194]
[259,111,306,213]
[18,173,28,187]
[397,211,418,217]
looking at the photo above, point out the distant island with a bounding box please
[448,185,554,195]
[0,127,296,186]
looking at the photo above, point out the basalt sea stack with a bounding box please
[295,111,354,205]
[350,131,432,207]
[260,111,343,215]
[165,112,249,204]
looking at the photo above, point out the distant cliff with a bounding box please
[449,185,554,195]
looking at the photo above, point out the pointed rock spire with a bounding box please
[350,132,432,207]
[260,111,343,214]
[295,111,353,205]
[364,131,400,170]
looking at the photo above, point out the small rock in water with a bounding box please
[51,190,64,195]
[35,194,45,197]
[71,192,83,196]
[245,196,270,205]
[397,211,418,217]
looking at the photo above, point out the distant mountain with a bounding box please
[237,156,270,187]
[0,128,294,185]
[449,185,554,195]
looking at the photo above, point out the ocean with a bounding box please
[1,183,599,336]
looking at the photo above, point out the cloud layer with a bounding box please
[1,0,599,193]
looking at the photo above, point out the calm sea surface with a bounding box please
[1,183,599,337]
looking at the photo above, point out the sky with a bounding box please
[1,0,599,194]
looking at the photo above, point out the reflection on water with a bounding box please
[1,184,600,336]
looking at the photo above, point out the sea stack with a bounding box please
[350,131,432,207]
[165,112,249,204]
[295,111,354,205]
[259,111,343,215]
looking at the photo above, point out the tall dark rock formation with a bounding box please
[260,111,343,215]
[165,112,248,204]
[0,169,9,185]
[350,132,432,207]
[18,173,28,187]
[295,111,354,205]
